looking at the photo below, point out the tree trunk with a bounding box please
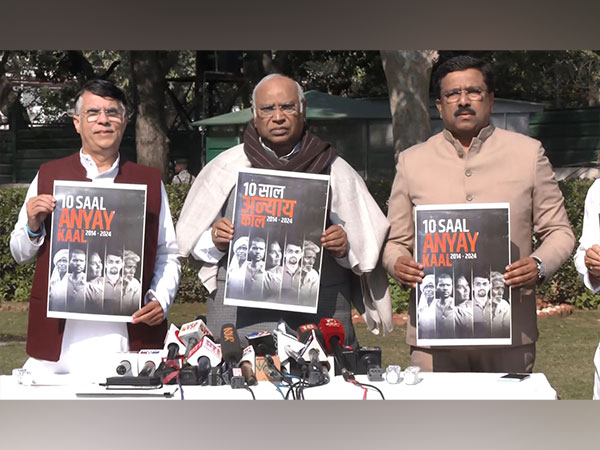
[130,51,170,182]
[381,50,438,161]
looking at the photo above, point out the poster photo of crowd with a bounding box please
[414,203,511,346]
[46,181,147,322]
[224,168,330,314]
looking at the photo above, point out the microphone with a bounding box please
[220,323,245,388]
[166,342,181,361]
[246,331,277,356]
[299,330,331,372]
[240,345,257,386]
[264,354,289,383]
[186,335,222,368]
[318,318,349,375]
[221,323,243,364]
[296,323,323,344]
[138,361,157,377]
[179,319,213,362]
[154,324,184,383]
[284,345,306,365]
[306,348,329,386]
[136,349,166,379]
[283,344,311,378]
[197,356,212,385]
[115,360,133,376]
[274,330,305,367]
[163,323,185,358]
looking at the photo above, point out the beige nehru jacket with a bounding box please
[383,125,575,347]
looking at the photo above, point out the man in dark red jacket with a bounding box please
[10,79,180,380]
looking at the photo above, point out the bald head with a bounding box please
[252,74,304,108]
[252,74,306,156]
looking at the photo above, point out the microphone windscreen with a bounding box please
[116,360,132,376]
[167,342,180,360]
[138,361,157,377]
[318,318,345,353]
[197,356,212,378]
[220,323,243,365]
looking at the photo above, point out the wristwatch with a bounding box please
[531,256,546,282]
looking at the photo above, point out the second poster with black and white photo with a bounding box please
[224,168,330,314]
[415,203,511,346]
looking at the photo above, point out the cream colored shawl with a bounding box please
[176,144,393,335]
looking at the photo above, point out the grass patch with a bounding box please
[535,309,600,399]
[1,303,598,399]
[0,343,28,374]
[0,310,29,342]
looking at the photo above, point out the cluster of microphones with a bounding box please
[105,316,386,398]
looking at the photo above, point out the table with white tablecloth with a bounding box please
[0,372,558,400]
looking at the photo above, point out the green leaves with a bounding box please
[537,178,594,307]
[0,187,34,302]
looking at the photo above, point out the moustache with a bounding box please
[455,107,476,117]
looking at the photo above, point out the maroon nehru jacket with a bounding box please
[26,152,165,361]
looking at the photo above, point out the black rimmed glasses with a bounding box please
[442,87,487,104]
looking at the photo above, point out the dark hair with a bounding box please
[106,246,123,259]
[74,79,129,113]
[433,55,495,98]
[437,273,452,281]
[250,236,266,245]
[285,237,303,249]
[473,269,491,280]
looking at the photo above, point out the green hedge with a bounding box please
[165,184,208,303]
[537,178,595,308]
[0,177,597,311]
[0,187,36,303]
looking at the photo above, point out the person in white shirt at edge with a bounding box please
[9,79,180,381]
[573,178,600,399]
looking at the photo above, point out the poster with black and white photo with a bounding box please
[224,168,330,314]
[414,203,511,346]
[47,180,147,322]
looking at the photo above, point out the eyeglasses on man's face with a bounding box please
[80,107,125,123]
[256,102,299,118]
[442,87,487,104]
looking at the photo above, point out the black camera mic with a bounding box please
[220,323,245,388]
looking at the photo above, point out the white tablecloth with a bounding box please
[0,372,557,400]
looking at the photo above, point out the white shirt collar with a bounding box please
[79,149,120,181]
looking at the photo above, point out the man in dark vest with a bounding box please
[9,79,181,380]
[176,74,393,347]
